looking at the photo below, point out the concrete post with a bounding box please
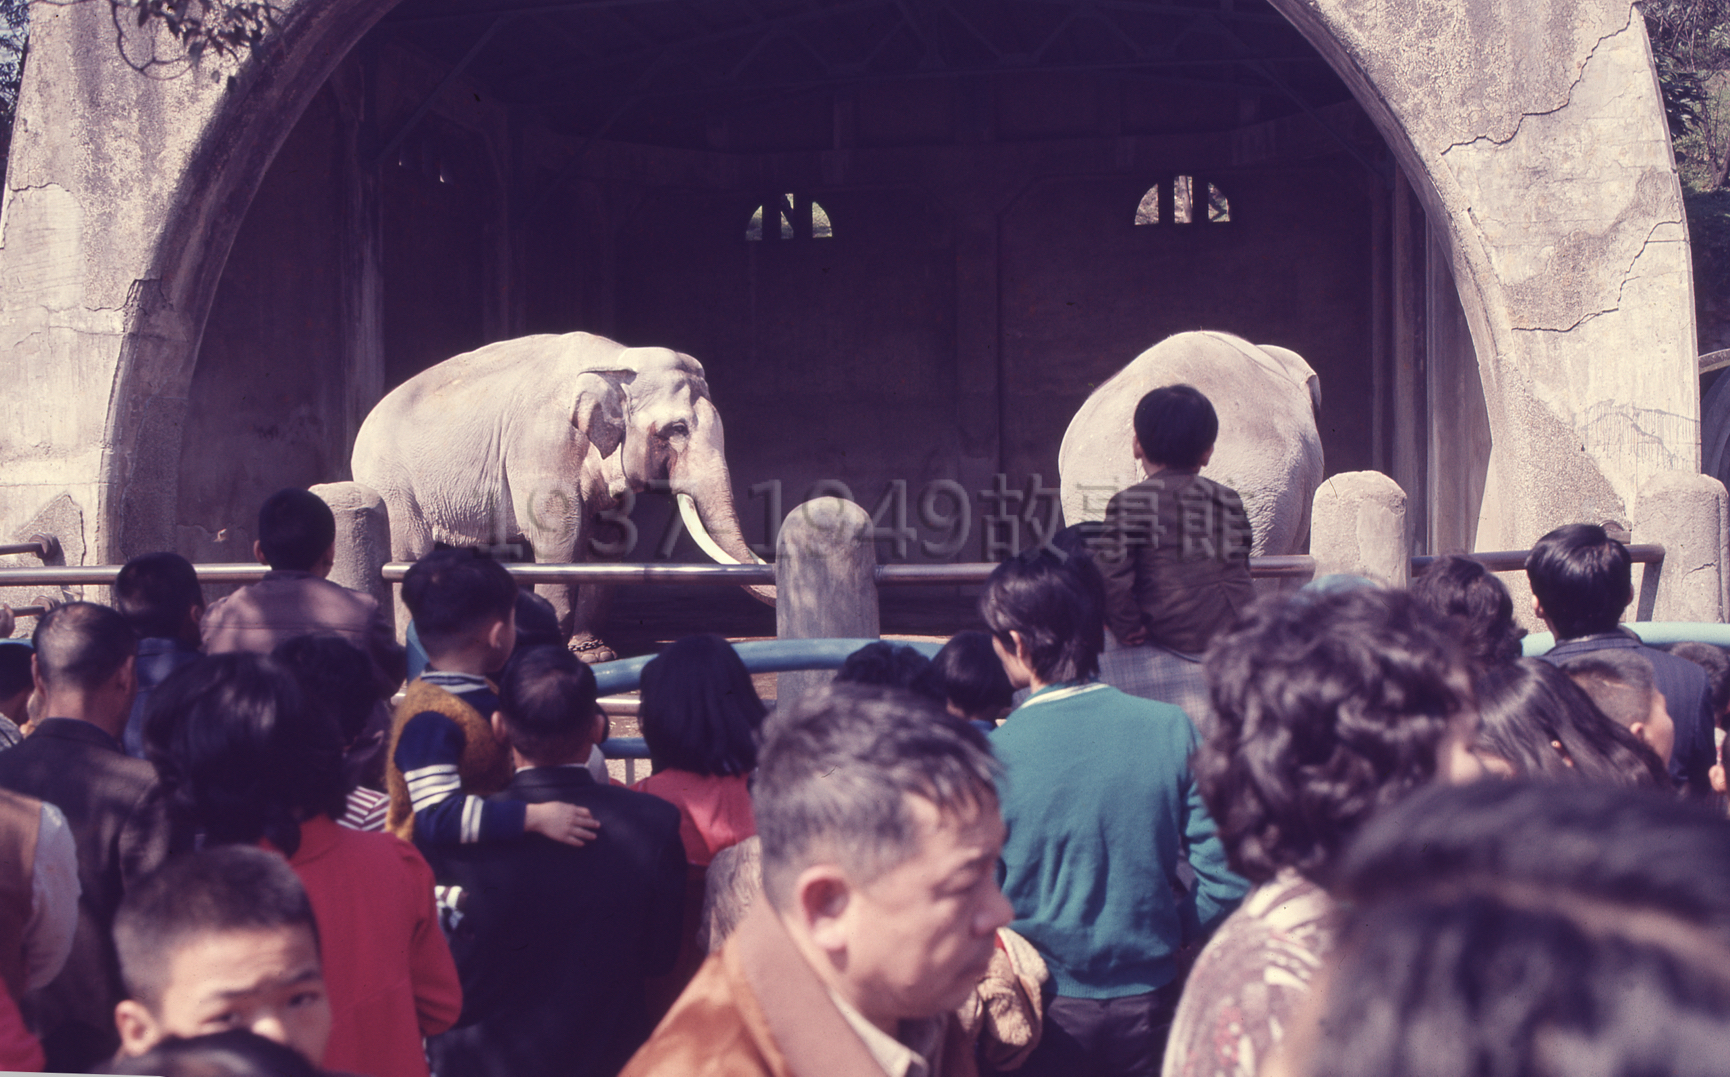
[1310,471,1410,588]
[1634,471,1729,624]
[310,482,394,631]
[776,497,879,704]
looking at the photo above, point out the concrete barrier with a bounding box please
[310,482,394,631]
[1634,471,1728,624]
[775,497,878,703]
[1310,471,1410,588]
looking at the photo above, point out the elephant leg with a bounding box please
[516,479,616,664]
[386,496,434,647]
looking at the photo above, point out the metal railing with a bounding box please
[1410,545,1665,574]
[379,555,1320,585]
[594,637,942,777]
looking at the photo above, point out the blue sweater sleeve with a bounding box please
[394,711,526,845]
[1178,727,1248,937]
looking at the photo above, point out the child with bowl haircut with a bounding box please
[112,847,332,1067]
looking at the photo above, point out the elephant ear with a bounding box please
[572,371,628,458]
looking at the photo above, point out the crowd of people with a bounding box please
[0,385,1725,1077]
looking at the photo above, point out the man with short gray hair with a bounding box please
[622,683,1014,1077]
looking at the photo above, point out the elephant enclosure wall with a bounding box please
[175,0,1491,589]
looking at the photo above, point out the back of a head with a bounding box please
[754,684,998,907]
[401,548,518,655]
[32,601,137,693]
[1409,555,1525,670]
[1556,649,1656,730]
[272,634,378,744]
[1667,640,1730,717]
[1301,781,1730,1077]
[99,1030,321,1077]
[115,553,204,640]
[0,644,31,699]
[144,653,346,856]
[1198,586,1469,884]
[1475,658,1668,788]
[699,835,763,953]
[932,631,1014,719]
[980,549,1103,684]
[834,642,946,705]
[255,489,336,573]
[1133,384,1218,469]
[637,634,764,777]
[497,645,600,765]
[1526,523,1632,639]
[115,847,320,1013]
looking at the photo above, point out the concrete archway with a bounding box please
[0,0,1694,566]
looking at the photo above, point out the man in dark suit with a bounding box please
[426,646,685,1077]
[1529,523,1716,795]
[0,602,170,1070]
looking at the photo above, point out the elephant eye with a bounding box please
[663,422,689,439]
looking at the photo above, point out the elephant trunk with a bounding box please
[670,400,776,606]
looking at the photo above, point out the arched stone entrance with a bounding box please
[0,0,1694,570]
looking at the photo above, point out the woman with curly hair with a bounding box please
[1161,586,1481,1077]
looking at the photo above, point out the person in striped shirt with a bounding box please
[384,549,597,850]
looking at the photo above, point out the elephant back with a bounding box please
[1058,330,1324,556]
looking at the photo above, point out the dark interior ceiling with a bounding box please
[373,0,1355,150]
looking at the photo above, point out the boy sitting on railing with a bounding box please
[384,548,598,850]
[1089,385,1255,718]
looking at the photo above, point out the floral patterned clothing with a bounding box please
[1160,869,1335,1077]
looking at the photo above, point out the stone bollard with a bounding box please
[310,482,394,632]
[1310,471,1410,588]
[1634,471,1728,624]
[776,496,879,704]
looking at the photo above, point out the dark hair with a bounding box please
[272,635,377,744]
[1668,641,1730,719]
[931,632,1014,719]
[1132,384,1218,469]
[755,684,998,906]
[834,642,946,704]
[256,489,337,573]
[496,646,601,764]
[114,846,319,1009]
[1476,658,1669,787]
[1197,587,1469,884]
[980,549,1102,684]
[97,1029,322,1077]
[1409,555,1525,671]
[401,548,518,655]
[0,644,30,698]
[144,653,347,857]
[1526,523,1632,638]
[511,590,562,652]
[32,601,136,692]
[1555,649,1657,729]
[1306,781,1730,1077]
[638,634,764,776]
[114,553,204,640]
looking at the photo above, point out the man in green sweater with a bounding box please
[983,549,1246,1077]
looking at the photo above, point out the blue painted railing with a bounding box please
[1522,622,1730,656]
[596,637,943,760]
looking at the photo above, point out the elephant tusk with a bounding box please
[678,494,769,565]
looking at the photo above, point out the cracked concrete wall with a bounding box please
[1274,0,1698,550]
[0,0,394,565]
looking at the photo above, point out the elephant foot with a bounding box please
[569,634,617,665]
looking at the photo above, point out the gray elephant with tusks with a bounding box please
[352,332,771,662]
